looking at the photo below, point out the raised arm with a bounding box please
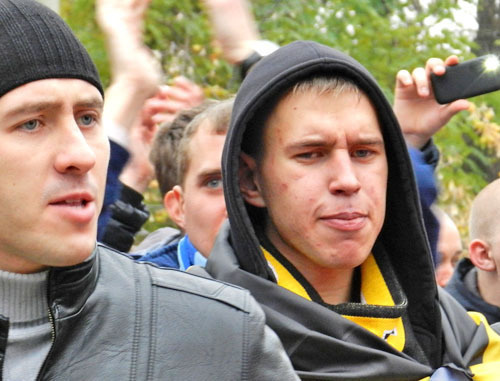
[97,0,161,141]
[201,0,278,78]
[96,0,162,241]
[201,0,260,64]
[393,56,470,149]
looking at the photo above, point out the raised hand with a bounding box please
[201,0,260,64]
[97,0,162,134]
[393,56,470,149]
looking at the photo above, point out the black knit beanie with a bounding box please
[0,0,103,98]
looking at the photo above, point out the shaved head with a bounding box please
[469,179,500,243]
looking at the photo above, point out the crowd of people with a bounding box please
[1,0,500,379]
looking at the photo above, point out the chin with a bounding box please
[49,238,96,267]
[320,247,370,270]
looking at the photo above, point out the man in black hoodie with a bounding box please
[202,41,500,379]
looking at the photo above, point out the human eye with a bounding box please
[353,149,373,158]
[204,177,223,189]
[352,144,382,160]
[295,151,323,161]
[76,113,98,128]
[17,119,41,132]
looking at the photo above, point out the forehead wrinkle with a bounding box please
[2,96,103,120]
[3,100,62,119]
[353,137,385,146]
[286,132,384,149]
[286,137,334,151]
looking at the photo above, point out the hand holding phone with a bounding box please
[431,55,500,104]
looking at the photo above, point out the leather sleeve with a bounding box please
[241,290,299,380]
[188,265,298,380]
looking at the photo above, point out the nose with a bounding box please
[328,151,361,195]
[53,120,96,175]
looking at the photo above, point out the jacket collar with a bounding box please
[47,246,99,319]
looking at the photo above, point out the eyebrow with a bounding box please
[74,99,104,110]
[197,168,222,179]
[4,98,104,119]
[353,137,385,146]
[286,136,385,151]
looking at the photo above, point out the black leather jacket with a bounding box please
[0,244,296,380]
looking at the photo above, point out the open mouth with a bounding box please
[49,192,93,207]
[51,199,89,207]
[48,193,96,224]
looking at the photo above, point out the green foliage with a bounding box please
[61,0,500,239]
[62,0,473,97]
[61,0,110,87]
[146,0,235,95]
[252,0,473,95]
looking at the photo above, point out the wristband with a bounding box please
[237,40,279,79]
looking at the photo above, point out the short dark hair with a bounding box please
[150,98,234,196]
[176,98,234,187]
[150,101,216,196]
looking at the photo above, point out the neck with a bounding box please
[0,251,47,274]
[263,224,356,304]
[477,270,500,307]
[296,263,354,304]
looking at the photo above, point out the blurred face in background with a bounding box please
[435,213,462,287]
[165,121,227,257]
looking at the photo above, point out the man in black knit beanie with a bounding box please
[0,1,296,379]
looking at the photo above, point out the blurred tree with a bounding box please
[474,0,500,56]
[62,0,500,242]
[37,0,60,12]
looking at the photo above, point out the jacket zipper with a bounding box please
[35,283,56,381]
[0,320,6,381]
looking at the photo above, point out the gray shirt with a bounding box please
[0,270,51,380]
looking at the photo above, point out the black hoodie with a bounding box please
[204,41,500,380]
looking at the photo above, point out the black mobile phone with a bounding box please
[430,55,500,104]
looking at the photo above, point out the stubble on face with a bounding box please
[246,88,388,303]
[0,78,108,273]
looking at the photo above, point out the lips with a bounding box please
[319,211,367,231]
[48,192,96,224]
[51,199,89,207]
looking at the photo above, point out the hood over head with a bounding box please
[222,40,439,334]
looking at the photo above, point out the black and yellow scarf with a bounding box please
[263,247,406,351]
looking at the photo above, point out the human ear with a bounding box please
[164,185,186,230]
[239,152,266,208]
[469,239,496,272]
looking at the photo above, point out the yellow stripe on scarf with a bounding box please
[262,247,312,301]
[468,312,500,380]
[263,248,405,351]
